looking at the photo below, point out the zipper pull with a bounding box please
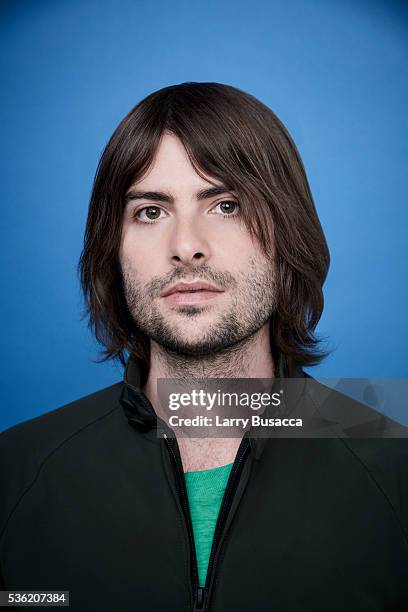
[193,587,206,611]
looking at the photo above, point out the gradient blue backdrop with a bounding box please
[1,0,407,431]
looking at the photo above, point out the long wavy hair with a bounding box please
[78,82,330,373]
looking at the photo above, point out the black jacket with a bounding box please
[1,356,407,611]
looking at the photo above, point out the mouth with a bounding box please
[161,281,224,305]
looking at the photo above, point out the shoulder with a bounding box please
[0,381,124,454]
[0,381,124,539]
[303,373,407,436]
[304,374,408,539]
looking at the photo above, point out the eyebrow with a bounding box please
[124,185,234,205]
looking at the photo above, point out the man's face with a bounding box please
[119,132,277,356]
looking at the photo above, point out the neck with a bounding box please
[144,321,274,398]
[142,322,275,472]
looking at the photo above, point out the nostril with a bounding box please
[193,252,205,260]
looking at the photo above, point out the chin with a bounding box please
[169,305,213,317]
[171,333,215,351]
[168,311,217,330]
[159,332,240,357]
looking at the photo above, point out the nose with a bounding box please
[168,216,211,267]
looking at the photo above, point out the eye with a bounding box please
[134,206,168,223]
[211,200,240,216]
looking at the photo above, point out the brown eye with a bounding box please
[212,201,239,216]
[146,207,160,219]
[219,201,237,214]
[135,206,166,223]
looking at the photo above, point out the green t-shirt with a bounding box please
[184,462,234,587]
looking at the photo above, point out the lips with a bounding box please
[161,281,224,298]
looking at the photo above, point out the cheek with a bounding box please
[217,227,264,266]
[120,228,165,284]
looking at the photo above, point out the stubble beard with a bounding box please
[120,255,277,358]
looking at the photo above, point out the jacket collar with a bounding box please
[120,353,306,458]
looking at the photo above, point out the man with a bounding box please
[0,83,407,611]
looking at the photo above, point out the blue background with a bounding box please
[1,0,407,431]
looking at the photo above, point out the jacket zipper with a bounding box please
[203,436,250,606]
[163,433,250,612]
[163,435,201,608]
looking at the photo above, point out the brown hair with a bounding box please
[78,82,330,371]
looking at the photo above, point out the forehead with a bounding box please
[130,132,221,191]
